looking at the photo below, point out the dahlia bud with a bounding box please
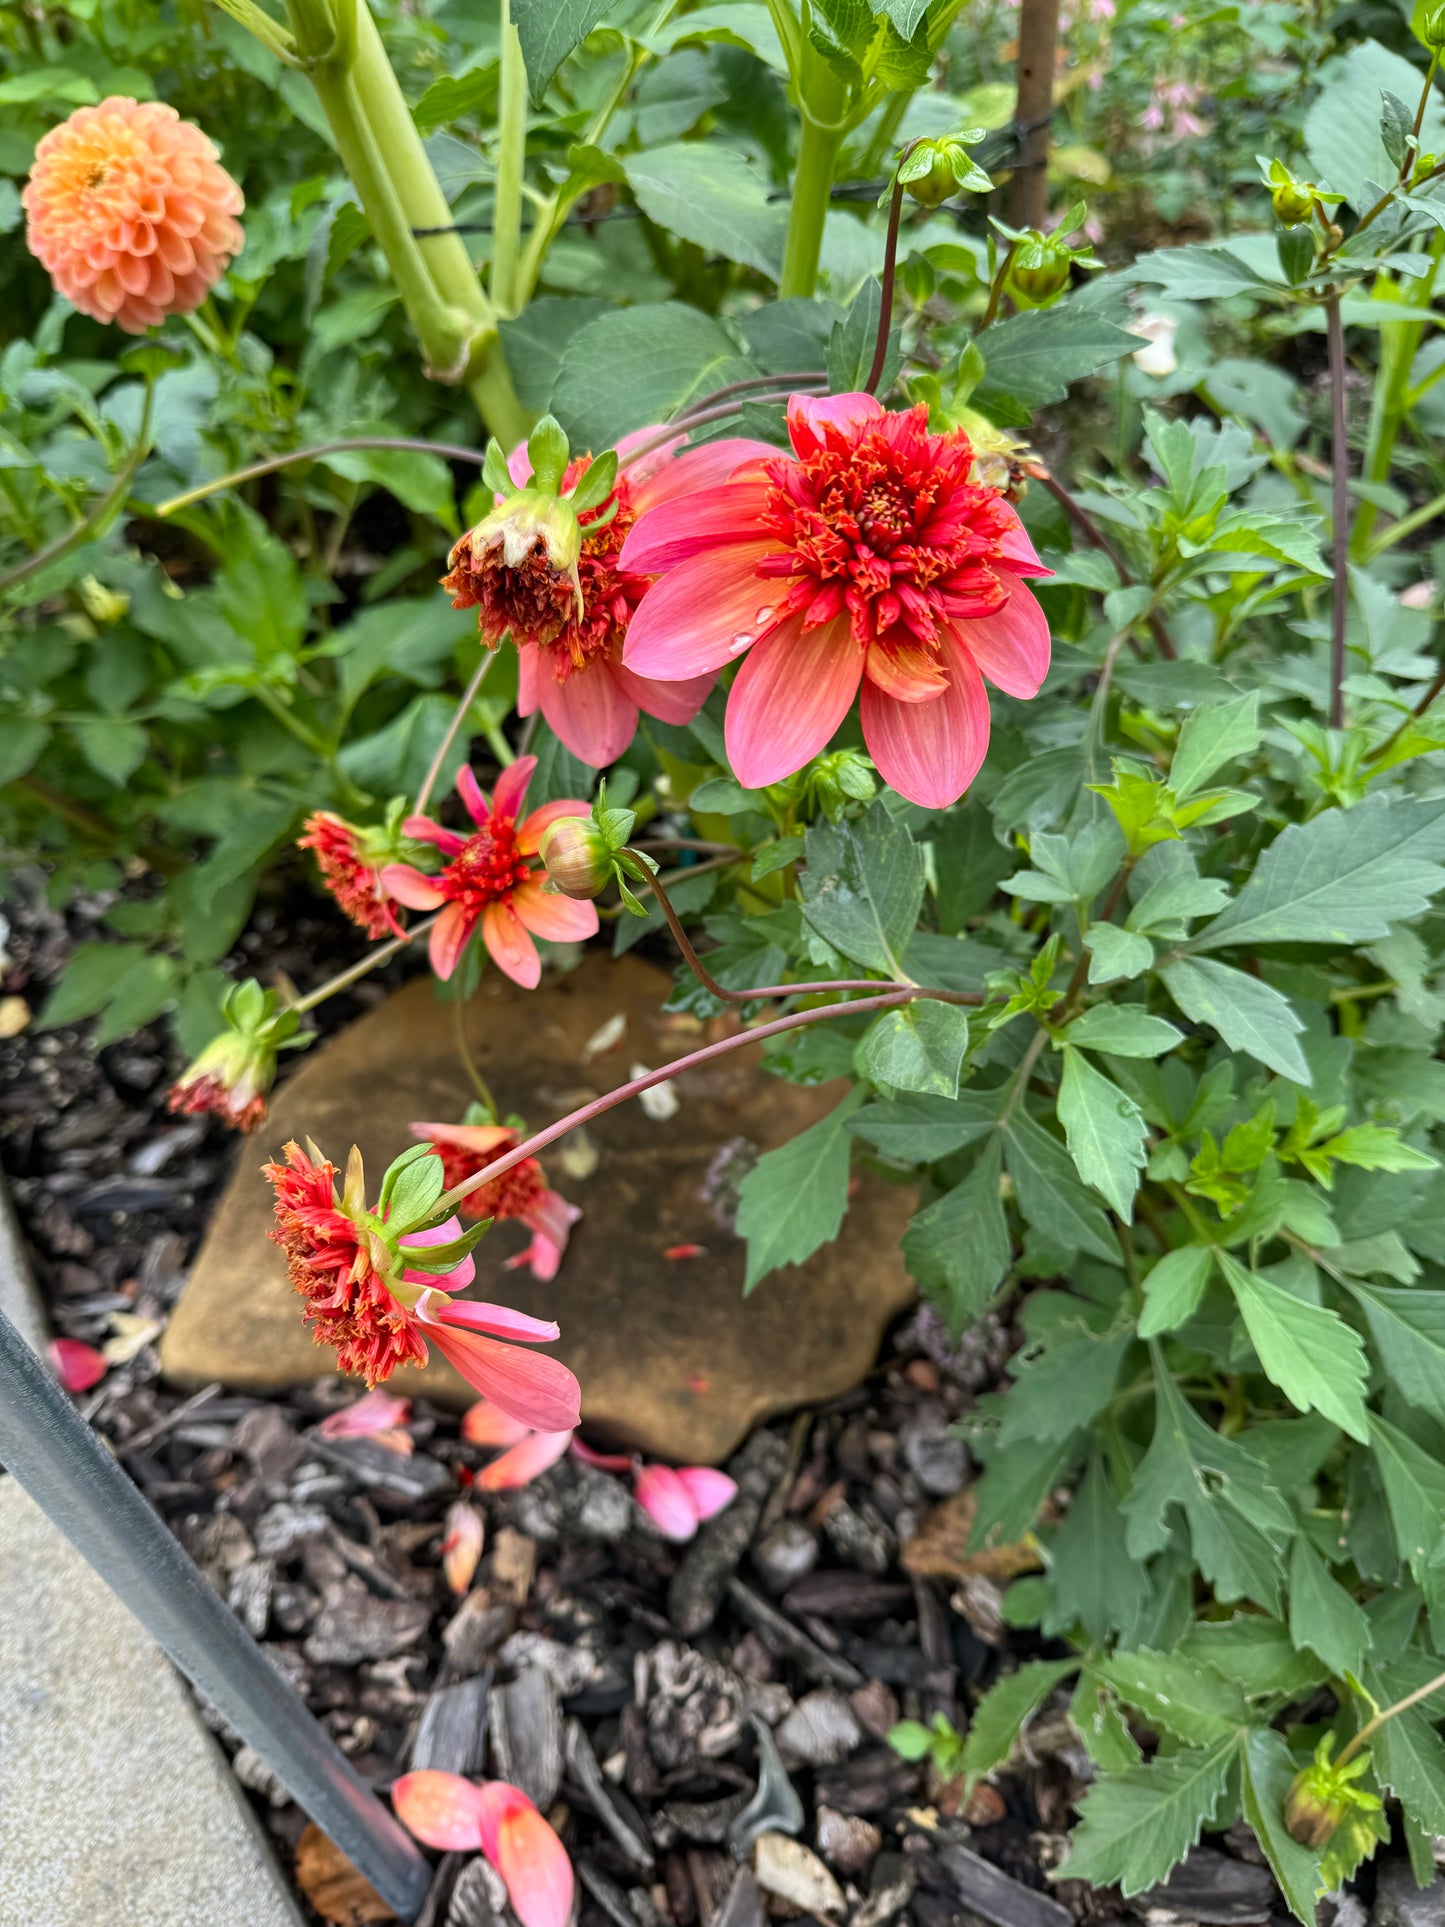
[1008,233,1073,305]
[539,816,614,899]
[1283,1739,1381,1850]
[1271,180,1315,227]
[167,980,309,1134]
[1424,4,1445,47]
[896,132,993,208]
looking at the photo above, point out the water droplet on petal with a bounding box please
[755,605,774,627]
[729,630,755,655]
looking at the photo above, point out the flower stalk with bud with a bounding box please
[169,980,312,1133]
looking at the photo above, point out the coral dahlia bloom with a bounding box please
[380,755,597,987]
[264,1142,581,1430]
[23,97,244,334]
[443,430,764,767]
[412,1119,580,1281]
[619,393,1053,809]
[298,812,406,940]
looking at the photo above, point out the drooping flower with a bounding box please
[298,811,408,940]
[168,979,308,1134]
[380,755,598,987]
[393,1774,574,1927]
[263,1140,581,1430]
[412,1115,580,1281]
[619,392,1053,810]
[23,97,244,334]
[444,429,760,767]
[441,1501,485,1595]
[50,1337,108,1394]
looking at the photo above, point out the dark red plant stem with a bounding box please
[1326,288,1349,730]
[865,153,917,396]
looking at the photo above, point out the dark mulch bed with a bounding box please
[0,864,1309,1927]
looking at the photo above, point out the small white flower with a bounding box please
[1130,311,1178,378]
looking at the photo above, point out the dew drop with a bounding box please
[754,604,774,626]
[729,630,755,655]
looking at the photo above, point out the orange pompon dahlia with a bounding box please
[23,97,244,334]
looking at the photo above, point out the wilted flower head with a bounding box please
[168,979,308,1133]
[23,97,244,333]
[392,1774,573,1927]
[620,393,1053,809]
[380,755,597,987]
[299,807,415,940]
[411,1110,582,1281]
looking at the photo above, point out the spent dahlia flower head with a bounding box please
[23,97,244,333]
[411,1108,581,1281]
[393,1774,573,1927]
[168,978,309,1133]
[263,1138,581,1430]
[381,753,597,987]
[298,802,419,940]
[619,392,1053,811]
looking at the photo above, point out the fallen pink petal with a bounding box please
[48,1338,107,1394]
[475,1780,575,1927]
[392,1770,489,1851]
[440,1500,485,1595]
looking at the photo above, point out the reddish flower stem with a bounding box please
[432,981,972,1218]
[1033,468,1175,661]
[1326,287,1350,730]
[865,148,922,397]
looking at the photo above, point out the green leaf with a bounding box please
[0,717,49,785]
[1191,796,1445,954]
[67,715,147,786]
[736,1092,864,1292]
[800,805,925,974]
[1124,1368,1292,1611]
[971,306,1140,414]
[1369,1413,1445,1577]
[1288,1536,1373,1678]
[1367,1660,1445,1836]
[1002,1108,1119,1262]
[1048,1453,1150,1645]
[959,1660,1078,1791]
[1349,1283,1445,1419]
[1087,925,1155,985]
[970,1433,1079,1545]
[999,1317,1134,1447]
[1304,38,1445,209]
[857,1001,969,1098]
[38,942,150,1029]
[319,447,458,531]
[849,1090,1000,1162]
[1061,1737,1240,1897]
[1180,1615,1329,1700]
[1093,1650,1250,1746]
[1139,1245,1214,1339]
[1239,1729,1323,1926]
[1160,957,1309,1084]
[1215,1251,1370,1442]
[1131,242,1277,299]
[1170,693,1261,802]
[1058,1046,1147,1221]
[624,143,787,277]
[512,0,617,101]
[1062,1006,1184,1057]
[550,304,754,449]
[901,1139,1010,1324]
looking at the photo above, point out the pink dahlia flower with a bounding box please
[23,97,244,333]
[618,392,1053,809]
[412,1119,581,1281]
[380,754,597,987]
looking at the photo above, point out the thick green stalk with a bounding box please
[779,43,847,298]
[1349,231,1444,561]
[491,0,527,316]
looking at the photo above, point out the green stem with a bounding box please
[0,385,154,599]
[1366,484,1445,558]
[1349,229,1444,561]
[151,435,489,518]
[414,650,496,816]
[491,0,527,316]
[779,45,848,299]
[288,912,441,1015]
[1336,1666,1445,1770]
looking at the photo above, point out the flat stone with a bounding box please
[0,1476,303,1927]
[161,957,916,1463]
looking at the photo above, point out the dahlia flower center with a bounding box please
[432,1137,547,1223]
[441,822,532,911]
[758,409,1014,650]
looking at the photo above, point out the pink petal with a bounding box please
[401,816,467,856]
[455,764,492,829]
[462,1398,533,1447]
[611,664,713,726]
[571,1437,635,1474]
[953,580,1051,700]
[675,1466,738,1522]
[441,1500,485,1594]
[49,1338,107,1394]
[995,503,1052,577]
[506,440,532,488]
[401,1216,477,1291]
[430,901,478,981]
[504,1233,563,1281]
[626,437,777,517]
[538,658,637,766]
[476,1782,575,1927]
[633,1463,701,1541]
[427,1297,562,1343]
[412,1121,514,1156]
[423,1321,582,1433]
[319,1388,412,1440]
[516,798,591,855]
[525,1188,582,1250]
[491,755,536,826]
[622,545,783,680]
[380,863,447,910]
[618,480,775,573]
[862,635,949,702]
[481,900,541,989]
[517,638,543,715]
[512,877,601,944]
[392,1770,489,1850]
[725,612,863,789]
[479,1427,575,1489]
[787,391,884,457]
[860,633,991,809]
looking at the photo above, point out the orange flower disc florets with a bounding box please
[427,1132,548,1224]
[23,97,245,334]
[264,1142,426,1387]
[298,811,404,941]
[442,456,649,684]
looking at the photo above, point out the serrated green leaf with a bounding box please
[1060,1737,1240,1897]
[960,1660,1078,1791]
[800,806,925,974]
[849,1090,1000,1162]
[1366,1663,1445,1836]
[1161,957,1310,1084]
[1215,1252,1370,1441]
[999,1316,1134,1447]
[625,143,787,277]
[1088,925,1155,984]
[972,306,1140,413]
[1179,1616,1329,1699]
[1347,1282,1445,1420]
[1093,1649,1250,1746]
[1239,1729,1323,1925]
[1058,1045,1147,1221]
[1370,1414,1445,1578]
[735,1092,863,1292]
[1062,1005,1184,1057]
[1288,1536,1373,1679]
[1049,1454,1150,1645]
[1170,693,1261,802]
[901,1138,1010,1325]
[1002,1108,1120,1262]
[1139,1245,1214,1338]
[512,0,616,101]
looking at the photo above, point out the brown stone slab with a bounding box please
[160,954,916,1463]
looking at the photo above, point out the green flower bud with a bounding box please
[1282,1739,1382,1850]
[905,145,958,208]
[539,816,614,899]
[1009,234,1073,305]
[1423,4,1445,48]
[1271,180,1316,227]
